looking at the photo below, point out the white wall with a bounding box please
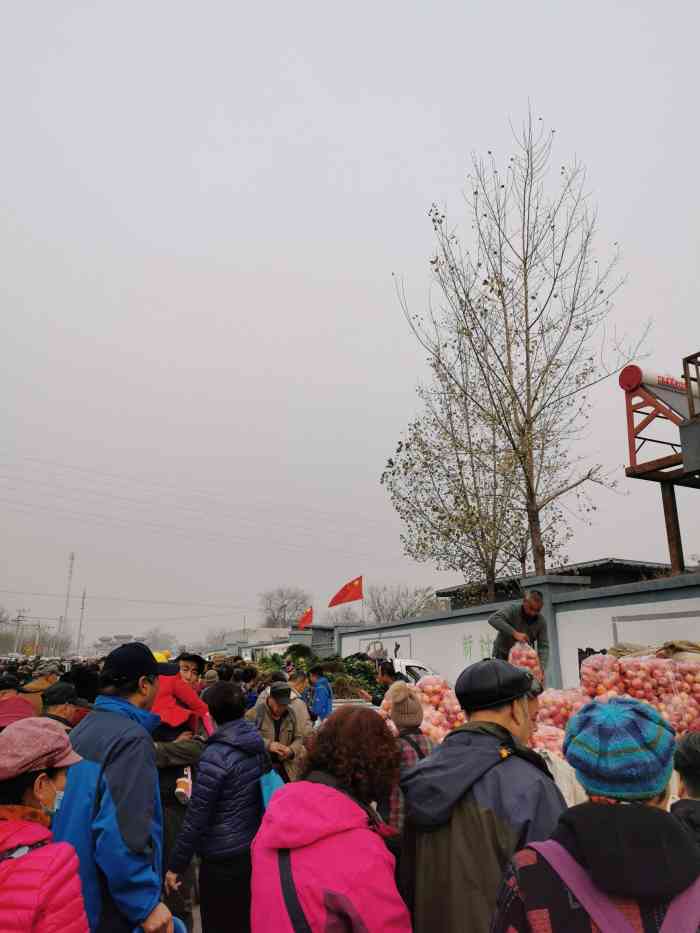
[340,616,497,685]
[556,595,700,687]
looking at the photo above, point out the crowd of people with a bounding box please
[2,646,700,933]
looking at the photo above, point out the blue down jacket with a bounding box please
[169,717,265,871]
[52,695,163,932]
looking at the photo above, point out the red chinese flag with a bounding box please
[298,607,313,630]
[328,576,364,608]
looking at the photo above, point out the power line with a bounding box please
[0,495,397,564]
[0,453,392,529]
[0,471,384,545]
[0,587,255,609]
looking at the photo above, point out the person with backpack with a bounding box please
[0,717,89,933]
[400,659,565,933]
[382,681,433,833]
[492,696,700,933]
[251,706,411,932]
[165,682,265,933]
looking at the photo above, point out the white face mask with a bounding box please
[41,781,64,818]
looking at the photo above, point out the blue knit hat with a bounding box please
[564,697,676,801]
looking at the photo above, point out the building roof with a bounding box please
[434,557,672,597]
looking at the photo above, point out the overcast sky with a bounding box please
[1,2,698,649]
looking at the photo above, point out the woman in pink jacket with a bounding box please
[251,706,411,933]
[0,717,89,933]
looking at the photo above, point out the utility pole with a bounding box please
[77,588,86,656]
[60,552,75,640]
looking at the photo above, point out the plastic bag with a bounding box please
[508,643,544,684]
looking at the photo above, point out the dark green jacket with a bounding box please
[400,722,565,933]
[488,601,549,668]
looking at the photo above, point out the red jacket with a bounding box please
[0,806,89,933]
[152,673,210,729]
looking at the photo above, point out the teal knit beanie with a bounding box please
[564,697,675,801]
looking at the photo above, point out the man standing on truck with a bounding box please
[488,590,549,675]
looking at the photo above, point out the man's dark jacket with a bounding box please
[169,718,265,872]
[400,721,566,933]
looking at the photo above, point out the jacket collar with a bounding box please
[94,694,161,733]
[44,713,72,729]
[0,805,51,828]
[450,721,553,778]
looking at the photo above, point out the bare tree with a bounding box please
[259,586,311,628]
[400,113,644,573]
[382,359,570,599]
[324,604,361,627]
[365,584,447,625]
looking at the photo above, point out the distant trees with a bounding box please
[0,607,14,654]
[364,584,446,625]
[324,605,361,626]
[259,586,311,627]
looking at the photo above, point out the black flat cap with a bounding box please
[455,659,534,712]
[270,683,292,706]
[0,673,23,693]
[103,642,159,683]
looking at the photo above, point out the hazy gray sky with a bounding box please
[1,2,698,648]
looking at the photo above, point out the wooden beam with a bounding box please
[661,483,685,575]
[626,453,683,476]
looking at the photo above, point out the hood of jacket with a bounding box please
[256,777,370,851]
[557,802,700,900]
[207,717,265,756]
[93,693,161,734]
[672,797,700,839]
[401,721,548,829]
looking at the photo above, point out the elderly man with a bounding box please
[400,659,564,933]
[489,589,549,673]
[253,682,312,782]
[42,681,91,731]
[53,642,172,933]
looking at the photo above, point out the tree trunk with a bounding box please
[486,572,496,602]
[527,503,546,576]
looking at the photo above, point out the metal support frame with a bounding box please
[621,352,700,576]
[683,351,700,420]
[624,384,684,471]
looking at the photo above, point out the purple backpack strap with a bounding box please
[529,841,634,933]
[660,874,700,933]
